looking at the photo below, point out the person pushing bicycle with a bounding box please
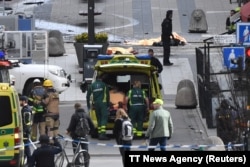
[66,103,95,167]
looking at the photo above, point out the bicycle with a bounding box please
[55,134,90,167]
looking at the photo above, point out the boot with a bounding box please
[98,134,110,140]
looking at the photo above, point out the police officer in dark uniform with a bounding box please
[20,96,32,165]
[148,48,163,73]
[161,10,174,66]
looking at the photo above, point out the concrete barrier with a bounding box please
[49,30,65,57]
[175,79,197,108]
[189,9,208,33]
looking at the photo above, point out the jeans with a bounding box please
[148,137,167,151]
[24,138,31,164]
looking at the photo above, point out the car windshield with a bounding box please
[58,69,67,77]
[0,69,10,83]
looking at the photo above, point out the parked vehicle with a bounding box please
[0,83,25,167]
[9,60,71,96]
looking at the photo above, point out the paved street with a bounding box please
[2,0,242,166]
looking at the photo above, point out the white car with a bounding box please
[9,60,71,96]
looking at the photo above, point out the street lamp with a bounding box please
[88,0,95,44]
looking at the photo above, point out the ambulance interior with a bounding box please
[102,73,150,121]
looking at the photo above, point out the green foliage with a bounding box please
[74,32,108,43]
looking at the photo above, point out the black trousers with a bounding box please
[120,140,132,167]
[163,38,171,64]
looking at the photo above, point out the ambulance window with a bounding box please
[0,70,10,83]
[0,96,12,126]
[117,75,130,82]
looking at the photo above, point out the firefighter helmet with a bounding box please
[43,79,53,87]
[33,79,40,83]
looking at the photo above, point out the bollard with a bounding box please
[175,79,197,108]
[48,30,66,57]
[189,9,208,33]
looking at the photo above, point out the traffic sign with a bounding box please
[223,47,245,69]
[213,35,236,44]
[236,22,250,45]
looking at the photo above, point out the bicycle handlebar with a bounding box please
[57,134,64,139]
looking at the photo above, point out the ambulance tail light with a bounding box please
[9,159,18,166]
[14,127,21,148]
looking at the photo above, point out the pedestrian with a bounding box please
[148,48,163,73]
[20,96,32,165]
[28,79,46,141]
[226,10,236,31]
[28,134,62,167]
[86,75,110,140]
[125,80,149,138]
[145,98,173,151]
[161,10,174,66]
[113,108,133,167]
[42,79,60,143]
[66,103,95,167]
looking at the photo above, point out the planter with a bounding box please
[74,42,109,68]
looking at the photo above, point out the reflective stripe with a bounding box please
[131,103,144,106]
[100,126,106,133]
[98,127,101,133]
[136,131,143,137]
[32,106,44,113]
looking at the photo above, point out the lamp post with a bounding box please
[88,0,95,44]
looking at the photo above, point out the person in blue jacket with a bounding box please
[29,135,62,167]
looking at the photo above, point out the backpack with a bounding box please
[122,119,133,141]
[32,86,45,105]
[74,113,90,137]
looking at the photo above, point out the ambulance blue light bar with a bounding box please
[97,54,113,60]
[136,54,151,60]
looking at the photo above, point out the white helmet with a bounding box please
[33,79,40,83]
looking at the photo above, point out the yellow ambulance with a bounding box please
[88,54,162,137]
[0,83,24,167]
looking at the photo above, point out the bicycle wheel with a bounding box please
[55,153,65,167]
[73,150,90,167]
